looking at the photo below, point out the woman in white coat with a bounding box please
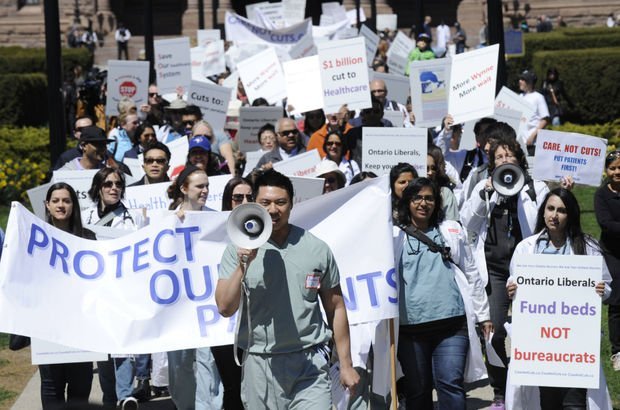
[506,187,612,409]
[395,177,492,409]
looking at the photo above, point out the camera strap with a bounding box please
[399,224,454,264]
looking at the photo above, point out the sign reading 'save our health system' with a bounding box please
[154,38,191,94]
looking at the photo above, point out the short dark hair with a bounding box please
[257,123,276,145]
[473,117,498,146]
[88,167,126,204]
[487,136,528,174]
[253,169,294,203]
[322,130,350,159]
[389,162,418,209]
[133,121,155,145]
[397,177,443,227]
[485,121,517,143]
[184,105,203,119]
[143,141,171,161]
[350,171,378,185]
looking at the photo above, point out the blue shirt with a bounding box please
[398,226,465,325]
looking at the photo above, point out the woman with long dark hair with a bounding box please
[427,145,459,221]
[389,162,418,220]
[507,188,611,409]
[40,183,95,409]
[322,130,360,186]
[221,177,254,211]
[395,177,492,409]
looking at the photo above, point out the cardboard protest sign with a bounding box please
[283,0,306,26]
[0,178,397,352]
[27,182,53,220]
[533,130,607,186]
[359,24,379,66]
[288,33,317,59]
[370,71,410,106]
[125,182,171,217]
[188,80,231,131]
[386,32,413,75]
[154,37,192,94]
[289,176,325,204]
[409,58,451,127]
[197,29,221,47]
[283,55,323,115]
[106,60,150,116]
[205,174,233,211]
[510,254,602,389]
[245,2,268,23]
[52,170,98,213]
[448,44,499,124]
[362,127,427,175]
[191,40,226,79]
[31,338,108,365]
[123,158,144,182]
[495,86,535,145]
[237,106,283,152]
[383,110,405,128]
[165,136,190,177]
[243,150,264,176]
[273,149,322,177]
[346,8,366,26]
[376,14,397,31]
[237,47,287,105]
[254,2,286,29]
[318,36,371,113]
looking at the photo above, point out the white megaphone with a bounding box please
[227,203,273,249]
[491,163,525,197]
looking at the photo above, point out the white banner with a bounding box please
[283,55,323,115]
[154,37,192,94]
[362,127,427,175]
[237,106,283,152]
[0,177,397,353]
[533,130,607,187]
[237,47,287,105]
[188,80,231,132]
[409,58,450,128]
[510,254,602,389]
[273,149,322,177]
[318,36,371,113]
[106,60,150,116]
[359,24,379,66]
[225,11,311,49]
[448,44,499,124]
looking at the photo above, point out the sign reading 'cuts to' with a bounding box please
[362,127,427,175]
[188,80,231,132]
[318,36,371,113]
[510,254,603,389]
[533,130,607,187]
[154,37,192,94]
[106,60,150,116]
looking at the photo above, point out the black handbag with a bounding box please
[8,334,31,351]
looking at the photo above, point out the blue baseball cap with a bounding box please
[188,135,211,152]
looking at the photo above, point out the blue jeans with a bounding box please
[114,357,135,401]
[398,330,469,410]
[195,347,223,410]
[168,349,196,410]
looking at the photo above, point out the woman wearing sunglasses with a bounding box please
[322,130,360,186]
[395,177,492,409]
[222,177,254,211]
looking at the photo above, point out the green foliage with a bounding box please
[0,74,47,126]
[551,120,620,149]
[0,46,91,75]
[0,158,47,205]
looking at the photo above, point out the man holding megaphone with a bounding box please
[216,170,360,409]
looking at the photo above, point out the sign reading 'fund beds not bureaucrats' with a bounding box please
[510,254,603,389]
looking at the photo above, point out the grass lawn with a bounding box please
[0,187,618,407]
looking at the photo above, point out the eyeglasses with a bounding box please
[183,120,196,127]
[326,141,342,147]
[75,126,87,133]
[102,181,123,189]
[411,195,435,204]
[371,89,387,94]
[325,176,337,184]
[279,129,299,137]
[148,92,159,98]
[144,157,168,165]
[231,194,254,203]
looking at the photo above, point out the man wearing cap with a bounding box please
[405,33,435,76]
[59,126,113,171]
[162,98,188,143]
[315,160,346,194]
[519,70,550,154]
[53,116,94,170]
[254,118,306,171]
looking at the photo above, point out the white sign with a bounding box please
[31,338,108,365]
[123,158,145,182]
[283,55,323,115]
[409,58,451,127]
[371,71,410,106]
[448,44,499,124]
[492,106,525,152]
[237,47,287,105]
[243,151,264,177]
[197,29,221,47]
[533,130,607,187]
[283,0,306,26]
[273,149,322,177]
[125,182,171,217]
[191,41,226,79]
[106,60,150,116]
[289,176,325,204]
[362,127,427,175]
[288,33,317,59]
[188,80,231,132]
[165,137,190,177]
[27,182,53,220]
[255,2,286,29]
[510,254,602,389]
[359,24,379,66]
[383,111,405,128]
[245,2,268,23]
[154,37,192,94]
[495,86,535,145]
[376,14,397,31]
[0,177,397,352]
[318,37,371,113]
[205,174,233,211]
[237,106,283,152]
[386,32,413,75]
[52,170,98,213]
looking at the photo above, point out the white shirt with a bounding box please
[521,91,550,140]
[436,24,451,49]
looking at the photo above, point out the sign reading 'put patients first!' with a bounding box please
[318,36,371,113]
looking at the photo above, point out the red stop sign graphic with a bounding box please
[119,81,137,98]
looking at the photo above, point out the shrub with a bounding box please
[0,158,47,205]
[0,47,91,75]
[551,119,620,151]
[0,74,47,126]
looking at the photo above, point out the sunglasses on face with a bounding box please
[411,195,435,204]
[184,120,196,127]
[148,92,159,98]
[144,157,168,165]
[279,129,299,137]
[326,141,342,147]
[102,181,123,189]
[325,176,338,184]
[231,194,253,202]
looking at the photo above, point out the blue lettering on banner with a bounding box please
[175,226,201,262]
[183,266,214,301]
[27,223,49,254]
[341,269,399,311]
[150,269,180,304]
[110,246,131,278]
[153,229,176,264]
[196,305,237,337]
[50,237,70,274]
[133,237,151,272]
[74,250,104,280]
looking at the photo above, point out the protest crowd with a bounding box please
[1,4,619,410]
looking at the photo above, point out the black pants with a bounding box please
[211,345,243,410]
[485,272,510,399]
[609,304,620,355]
[539,386,587,409]
[96,357,117,407]
[39,362,92,409]
[117,42,129,60]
